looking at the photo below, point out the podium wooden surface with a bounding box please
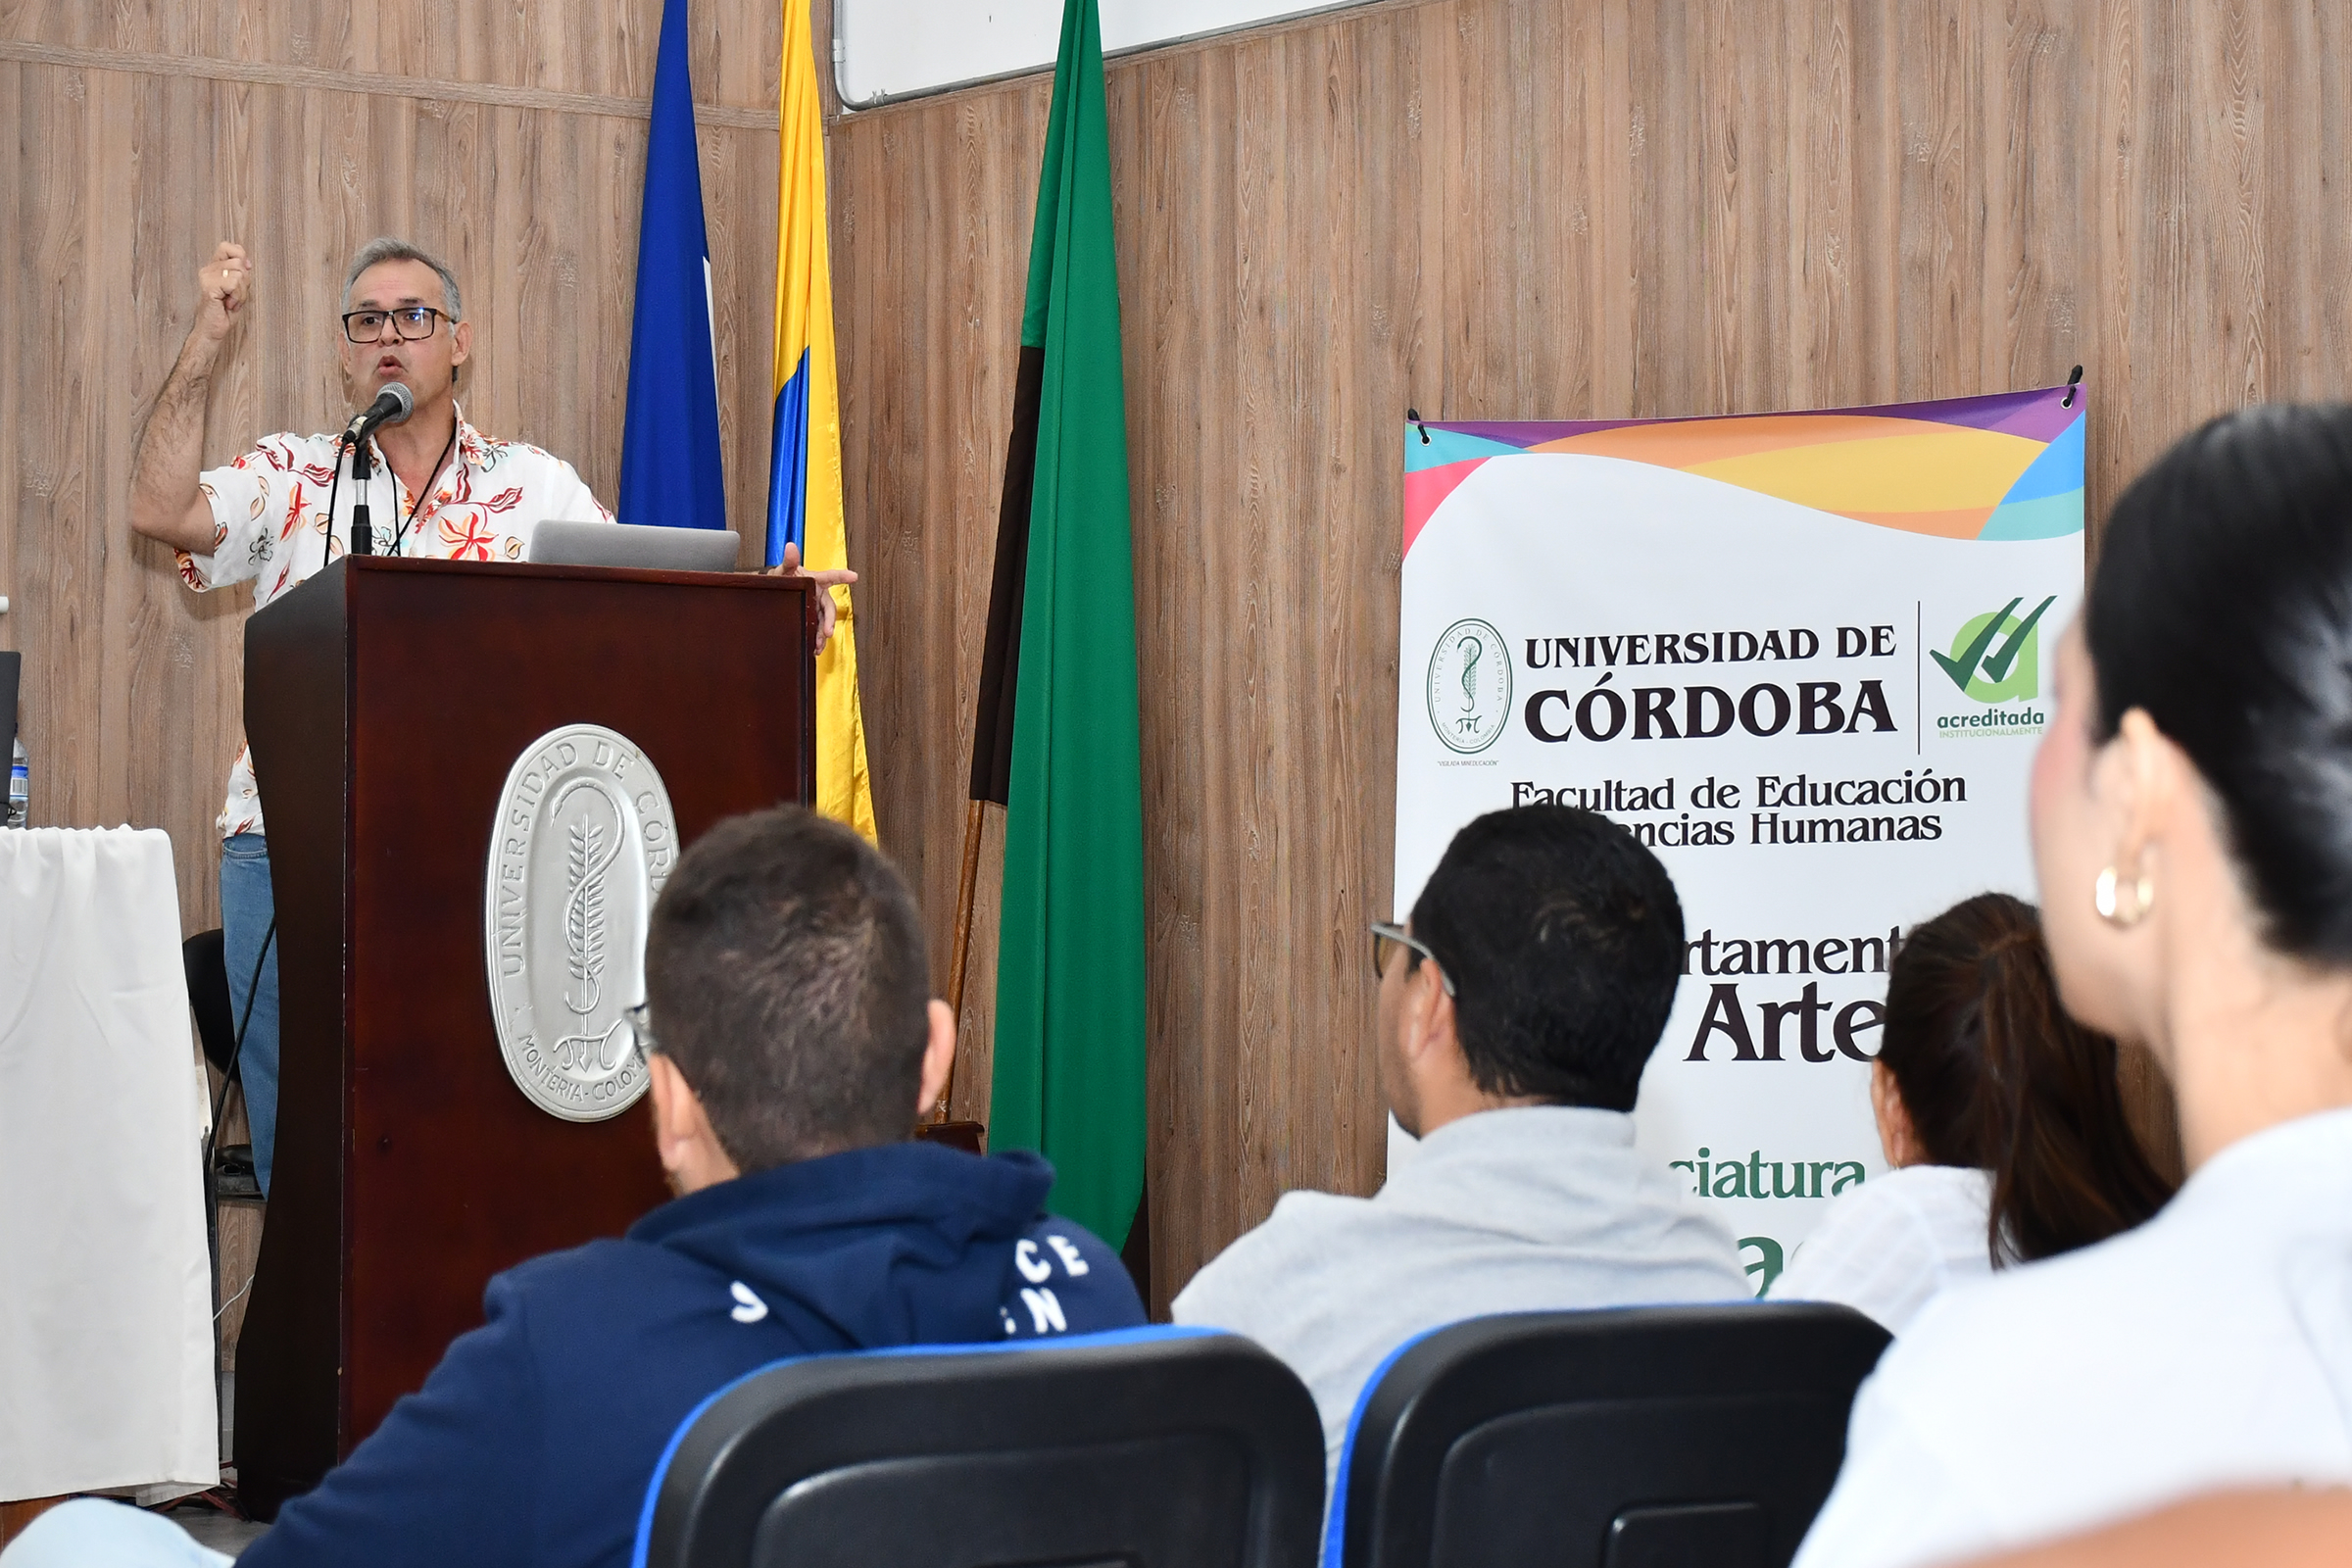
[234,557,816,1518]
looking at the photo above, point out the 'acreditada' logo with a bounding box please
[1934,595,2056,704]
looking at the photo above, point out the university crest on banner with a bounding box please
[1394,388,2086,1292]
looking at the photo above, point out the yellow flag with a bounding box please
[769,0,875,840]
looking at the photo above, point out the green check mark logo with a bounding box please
[1933,595,2057,697]
[1932,598,2021,691]
[1979,595,2056,683]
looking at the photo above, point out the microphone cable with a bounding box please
[388,419,460,557]
[321,433,349,574]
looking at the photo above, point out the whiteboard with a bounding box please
[834,0,1378,107]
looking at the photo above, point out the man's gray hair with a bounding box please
[343,237,463,320]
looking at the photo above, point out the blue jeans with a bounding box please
[220,832,281,1197]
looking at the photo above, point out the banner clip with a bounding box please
[2062,366,2084,408]
[1406,407,1431,445]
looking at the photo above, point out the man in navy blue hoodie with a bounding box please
[5,807,1143,1568]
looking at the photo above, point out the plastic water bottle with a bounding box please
[6,737,26,827]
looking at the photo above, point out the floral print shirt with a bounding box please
[177,408,613,838]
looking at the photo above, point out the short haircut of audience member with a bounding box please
[644,807,931,1169]
[1882,893,2175,1264]
[1408,805,1684,1111]
[2089,403,2352,963]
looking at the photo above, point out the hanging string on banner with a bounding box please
[2062,366,2084,408]
[1406,407,1431,445]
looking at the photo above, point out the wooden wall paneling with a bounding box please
[20,59,87,824]
[706,121,783,564]
[825,0,2352,1306]
[829,78,1050,1029]
[2000,5,2082,398]
[0,67,16,680]
[19,0,2352,1321]
[0,1,778,111]
[1300,20,1390,1214]
[0,5,792,1377]
[1921,1,1981,402]
[1,60,27,706]
[1703,0,1785,416]
[1121,49,1222,1305]
[0,4,786,933]
[2191,2,2265,424]
[2296,1,2352,400]
[142,76,245,928]
[1220,26,1291,1287]
[1626,2,1702,416]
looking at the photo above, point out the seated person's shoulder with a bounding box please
[1859,1217,2193,1428]
[1170,1188,1376,1327]
[1000,1214,1147,1337]
[486,1232,777,1349]
[1775,1166,1982,1278]
[495,1233,654,1295]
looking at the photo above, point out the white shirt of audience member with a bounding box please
[1769,1164,1993,1335]
[1797,602,2352,1567]
[1768,1054,1996,1336]
[1173,1104,1748,1489]
[1792,1106,2352,1568]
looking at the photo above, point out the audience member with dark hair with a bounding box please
[5,807,1143,1568]
[1795,406,2352,1568]
[1172,804,1747,1484]
[1772,892,2176,1332]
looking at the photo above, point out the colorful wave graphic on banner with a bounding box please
[1404,386,2085,558]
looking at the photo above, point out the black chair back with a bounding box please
[182,928,237,1076]
[636,1327,1325,1568]
[1332,1303,1891,1568]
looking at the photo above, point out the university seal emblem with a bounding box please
[1427,617,1511,755]
[483,723,678,1121]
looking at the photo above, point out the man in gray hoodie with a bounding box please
[1171,804,1747,1486]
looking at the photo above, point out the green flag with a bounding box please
[970,0,1146,1249]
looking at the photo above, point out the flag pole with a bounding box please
[937,796,987,1120]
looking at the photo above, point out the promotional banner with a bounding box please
[1394,388,2085,1292]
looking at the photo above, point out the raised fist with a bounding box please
[196,241,254,342]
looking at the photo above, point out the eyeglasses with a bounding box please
[342,305,452,343]
[1368,921,1456,996]
[623,1002,658,1056]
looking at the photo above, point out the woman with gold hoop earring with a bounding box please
[1798,406,2352,1568]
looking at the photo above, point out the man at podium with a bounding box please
[126,236,615,1196]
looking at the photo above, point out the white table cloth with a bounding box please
[1,828,218,1503]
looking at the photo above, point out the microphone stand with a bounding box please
[344,386,415,559]
[348,432,376,557]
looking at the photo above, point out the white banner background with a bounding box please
[1393,402,2083,1290]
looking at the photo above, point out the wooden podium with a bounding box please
[232,557,816,1518]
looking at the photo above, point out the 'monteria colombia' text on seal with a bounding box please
[483,723,679,1121]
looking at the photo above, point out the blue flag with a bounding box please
[617,0,726,530]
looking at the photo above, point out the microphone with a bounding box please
[345,384,413,558]
[348,382,415,441]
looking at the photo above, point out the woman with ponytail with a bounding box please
[1774,894,2174,1332]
